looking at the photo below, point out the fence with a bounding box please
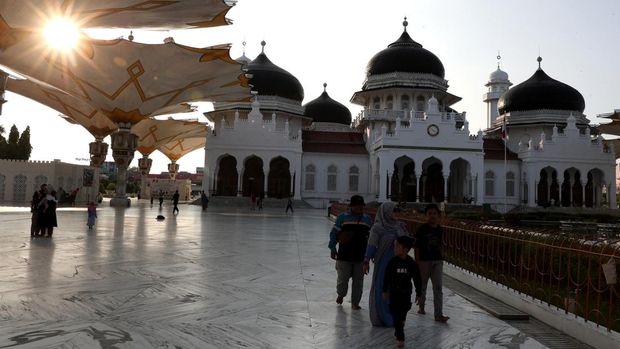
[329,204,620,332]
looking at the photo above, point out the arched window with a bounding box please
[386,95,393,110]
[416,96,425,111]
[506,171,515,197]
[304,164,316,191]
[34,175,47,193]
[485,171,495,196]
[327,165,338,192]
[13,174,27,202]
[401,95,410,110]
[373,97,381,109]
[349,166,360,192]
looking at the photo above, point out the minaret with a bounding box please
[483,52,512,128]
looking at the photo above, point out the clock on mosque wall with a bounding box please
[427,124,439,137]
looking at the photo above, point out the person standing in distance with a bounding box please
[172,190,180,215]
[328,195,372,309]
[414,203,449,322]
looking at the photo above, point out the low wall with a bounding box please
[445,263,620,349]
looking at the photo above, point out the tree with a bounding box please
[106,182,116,191]
[0,124,32,160]
[0,125,6,156]
[17,126,32,160]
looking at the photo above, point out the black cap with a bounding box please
[349,195,365,207]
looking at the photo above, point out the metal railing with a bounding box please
[329,203,620,332]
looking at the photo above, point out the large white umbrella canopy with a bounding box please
[0,0,234,30]
[134,118,208,156]
[157,136,206,161]
[0,24,250,124]
[6,77,197,138]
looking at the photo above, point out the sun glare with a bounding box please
[43,18,80,51]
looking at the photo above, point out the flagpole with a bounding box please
[504,118,507,213]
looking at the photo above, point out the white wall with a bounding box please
[0,159,95,206]
[301,153,370,208]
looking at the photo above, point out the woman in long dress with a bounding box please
[364,201,408,326]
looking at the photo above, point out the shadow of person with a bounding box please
[28,238,56,289]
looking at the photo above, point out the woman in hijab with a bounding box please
[363,201,408,326]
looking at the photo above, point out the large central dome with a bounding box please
[498,58,585,115]
[245,42,304,102]
[366,20,445,78]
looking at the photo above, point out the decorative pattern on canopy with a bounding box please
[0,28,250,124]
[6,77,196,138]
[157,136,206,161]
[133,118,208,156]
[0,0,235,30]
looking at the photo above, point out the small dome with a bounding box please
[304,85,352,125]
[245,43,304,102]
[498,61,585,114]
[366,21,445,78]
[236,54,252,66]
[489,68,509,82]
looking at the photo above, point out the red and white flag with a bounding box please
[501,118,508,141]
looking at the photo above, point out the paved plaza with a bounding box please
[0,202,553,348]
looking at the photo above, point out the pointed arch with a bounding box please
[216,154,238,196]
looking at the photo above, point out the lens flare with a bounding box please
[43,18,80,51]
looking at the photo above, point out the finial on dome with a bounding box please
[323,82,327,92]
[128,30,134,42]
[261,40,266,53]
[497,50,501,69]
[242,40,246,55]
[537,56,542,69]
[403,16,408,32]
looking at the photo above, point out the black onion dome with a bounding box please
[498,63,585,114]
[366,29,445,78]
[245,50,304,102]
[304,86,352,125]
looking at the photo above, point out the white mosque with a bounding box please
[201,19,616,210]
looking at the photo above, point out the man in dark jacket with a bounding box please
[172,190,180,215]
[328,195,372,309]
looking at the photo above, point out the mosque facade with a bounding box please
[201,21,616,210]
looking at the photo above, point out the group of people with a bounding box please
[329,195,448,347]
[30,183,58,238]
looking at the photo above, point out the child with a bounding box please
[87,202,97,229]
[383,235,421,348]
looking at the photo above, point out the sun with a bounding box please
[43,17,80,52]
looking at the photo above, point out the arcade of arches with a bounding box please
[537,167,608,208]
[389,156,474,203]
[215,155,293,198]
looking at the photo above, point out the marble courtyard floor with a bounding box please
[0,203,553,348]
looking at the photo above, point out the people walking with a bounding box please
[87,202,97,229]
[39,189,58,238]
[414,203,450,323]
[201,191,209,211]
[285,197,294,214]
[257,193,264,211]
[382,235,422,347]
[30,184,47,237]
[364,201,408,326]
[158,192,164,208]
[172,190,180,215]
[328,195,372,309]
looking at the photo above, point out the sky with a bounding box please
[1,0,619,174]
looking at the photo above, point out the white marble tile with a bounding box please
[0,204,550,348]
